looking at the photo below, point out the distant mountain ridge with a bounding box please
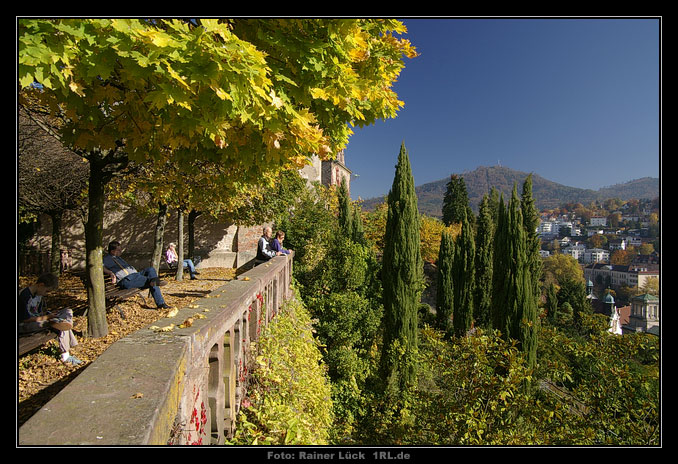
[360,166,659,218]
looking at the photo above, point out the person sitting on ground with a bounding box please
[271,230,291,255]
[103,240,170,309]
[18,273,82,366]
[256,226,283,262]
[165,242,199,280]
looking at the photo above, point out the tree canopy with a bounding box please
[18,18,417,337]
[19,18,417,176]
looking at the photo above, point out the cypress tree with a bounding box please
[474,193,494,329]
[546,282,558,324]
[491,186,538,369]
[491,193,509,335]
[505,188,525,343]
[435,228,455,334]
[489,187,500,224]
[381,142,422,392]
[338,176,352,237]
[521,174,542,301]
[350,203,365,245]
[520,175,540,369]
[453,208,475,337]
[442,174,471,226]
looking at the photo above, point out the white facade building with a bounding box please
[590,216,607,227]
[563,244,586,261]
[584,248,609,264]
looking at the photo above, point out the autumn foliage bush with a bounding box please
[228,291,334,445]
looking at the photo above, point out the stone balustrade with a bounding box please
[19,253,294,446]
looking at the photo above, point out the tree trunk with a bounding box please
[49,211,62,276]
[85,156,108,338]
[152,203,168,270]
[188,209,201,260]
[175,208,184,281]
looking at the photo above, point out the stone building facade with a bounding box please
[625,293,660,335]
[300,151,352,194]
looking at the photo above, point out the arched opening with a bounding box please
[207,342,224,445]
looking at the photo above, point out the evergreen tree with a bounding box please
[453,209,475,337]
[546,282,558,324]
[338,176,352,237]
[435,229,455,334]
[557,278,592,330]
[491,194,509,335]
[519,176,540,369]
[351,203,366,245]
[474,193,495,329]
[442,174,471,226]
[489,187,501,225]
[380,142,422,393]
[521,174,543,301]
[491,187,538,369]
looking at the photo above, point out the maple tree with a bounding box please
[19,18,416,337]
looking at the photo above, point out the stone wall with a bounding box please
[22,203,268,272]
[18,252,294,445]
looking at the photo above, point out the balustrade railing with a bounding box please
[19,252,294,446]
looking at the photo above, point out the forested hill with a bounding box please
[360,166,659,218]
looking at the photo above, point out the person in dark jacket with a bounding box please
[271,230,291,255]
[256,227,283,262]
[103,240,169,309]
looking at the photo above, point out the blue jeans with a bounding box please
[182,259,197,276]
[119,267,165,307]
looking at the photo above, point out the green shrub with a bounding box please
[228,293,334,445]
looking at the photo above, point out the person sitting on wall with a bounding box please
[256,226,283,263]
[103,240,170,309]
[18,272,82,366]
[271,230,291,255]
[165,242,199,280]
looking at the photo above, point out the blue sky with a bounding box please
[344,18,660,201]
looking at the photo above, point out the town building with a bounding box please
[608,238,627,251]
[583,263,659,291]
[589,216,607,227]
[562,244,586,261]
[537,219,578,238]
[590,216,607,227]
[584,248,609,264]
[624,293,660,335]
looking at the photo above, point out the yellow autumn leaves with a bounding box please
[19,18,416,189]
[148,308,209,333]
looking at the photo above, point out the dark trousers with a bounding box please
[119,267,165,306]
